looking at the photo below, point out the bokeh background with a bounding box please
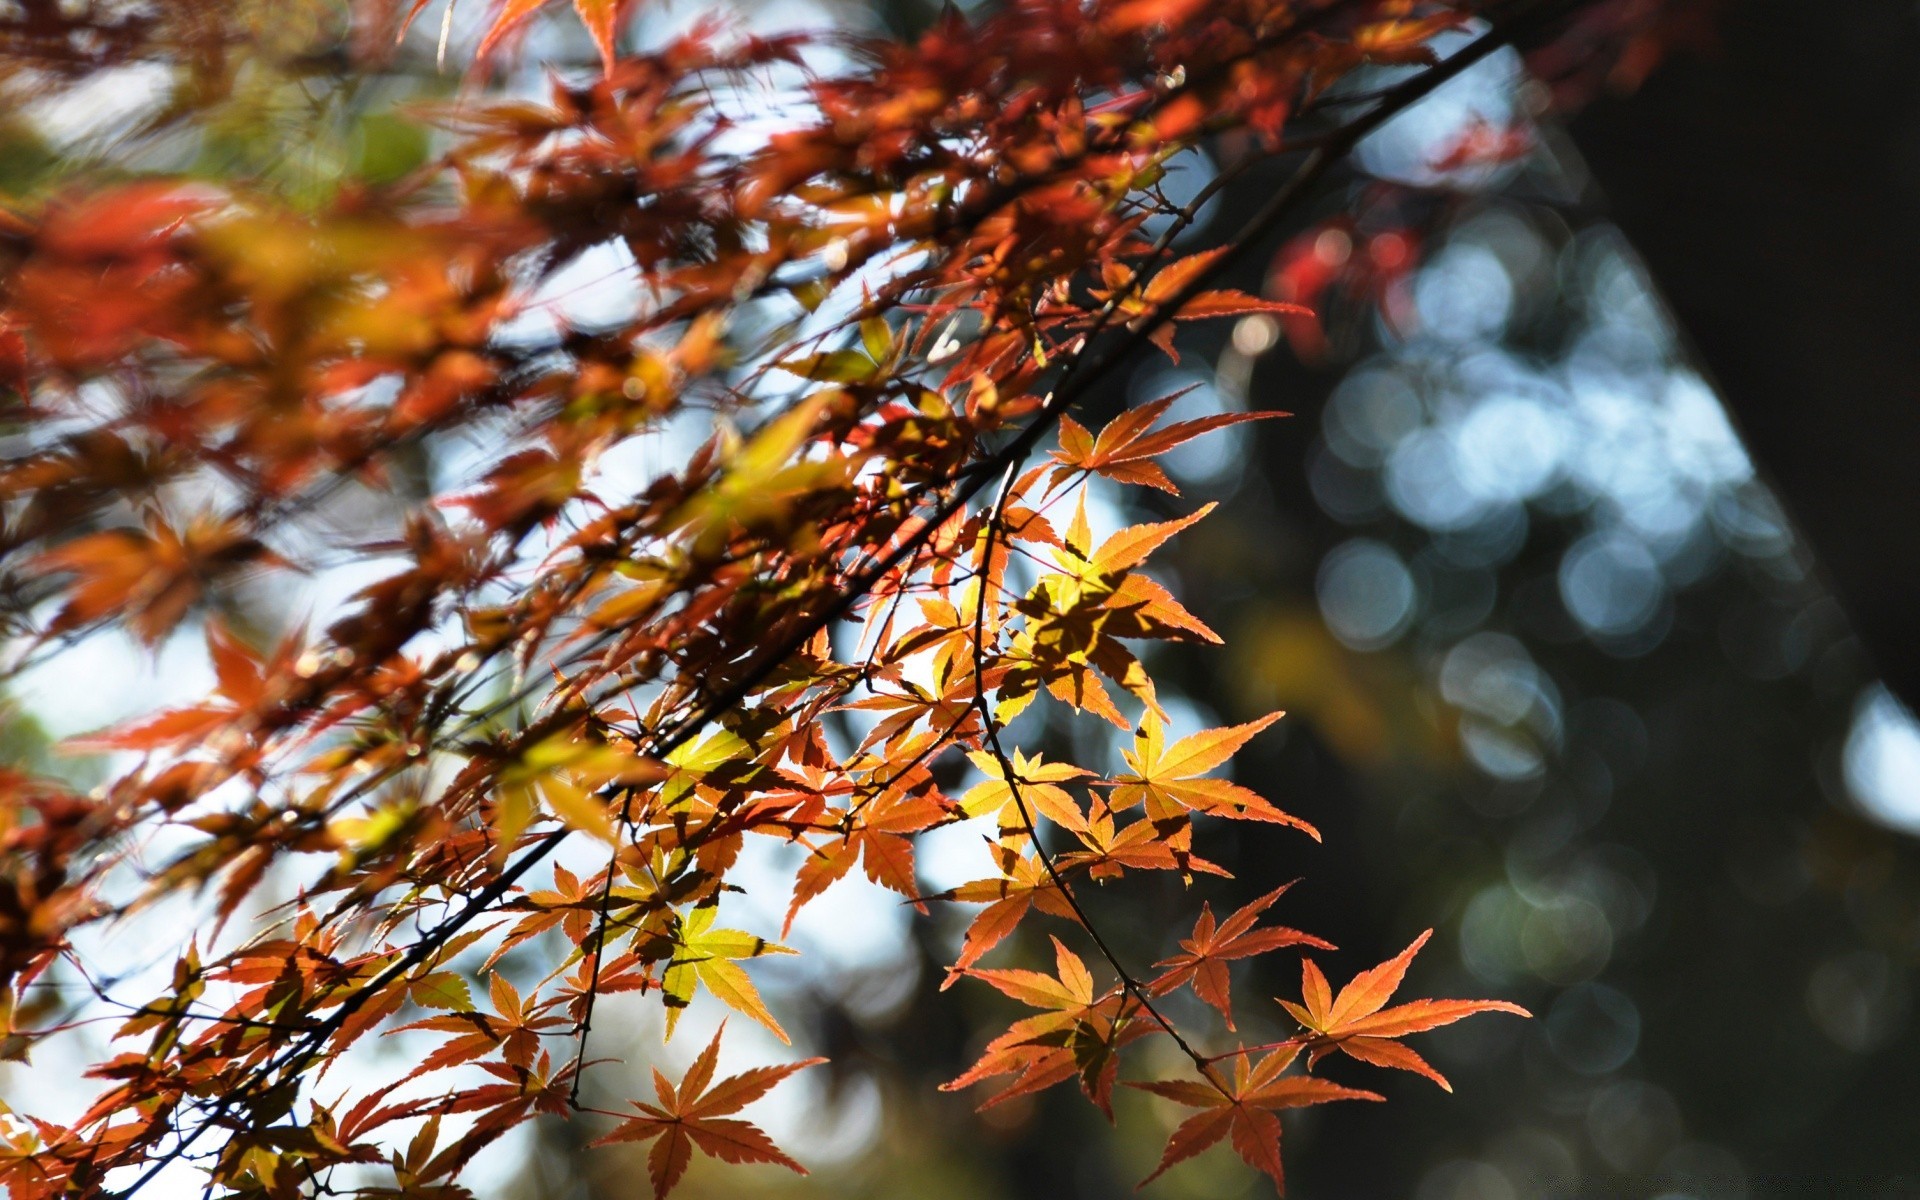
[6,1,1920,1197]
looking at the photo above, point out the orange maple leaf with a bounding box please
[1109,709,1317,840]
[1147,884,1332,1030]
[933,844,1077,982]
[942,937,1148,1119]
[785,783,944,934]
[1280,930,1530,1092]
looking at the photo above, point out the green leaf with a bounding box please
[662,899,796,1044]
[860,317,893,363]
[774,349,876,382]
[410,972,474,1012]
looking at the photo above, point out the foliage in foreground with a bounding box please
[0,0,1697,1194]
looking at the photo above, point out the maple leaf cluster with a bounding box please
[0,0,1713,1194]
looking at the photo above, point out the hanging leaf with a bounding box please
[593,1024,823,1198]
[1281,931,1530,1091]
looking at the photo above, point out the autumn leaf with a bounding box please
[32,515,274,646]
[1050,394,1285,496]
[961,748,1092,835]
[661,898,797,1044]
[784,782,944,934]
[1353,14,1469,64]
[1173,292,1313,322]
[1074,500,1215,577]
[1109,709,1317,842]
[410,971,474,1012]
[1279,931,1530,1091]
[1104,0,1211,34]
[68,620,277,752]
[1148,885,1333,1029]
[572,0,623,74]
[1141,249,1227,306]
[473,0,627,75]
[932,845,1078,982]
[392,971,569,1076]
[998,499,1219,728]
[493,731,664,860]
[592,1023,823,1198]
[483,862,603,970]
[1128,1044,1382,1191]
[943,937,1148,1118]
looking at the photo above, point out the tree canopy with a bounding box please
[0,1,1706,1196]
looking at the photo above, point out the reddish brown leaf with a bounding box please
[1130,1045,1382,1191]
[592,1024,823,1198]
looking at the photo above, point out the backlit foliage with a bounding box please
[0,0,1697,1194]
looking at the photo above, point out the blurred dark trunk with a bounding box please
[1569,0,1920,707]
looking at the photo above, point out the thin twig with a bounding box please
[966,455,1234,1093]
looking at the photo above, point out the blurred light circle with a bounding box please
[1314,226,1354,267]
[1584,247,1674,348]
[1559,533,1664,638]
[1842,685,1920,835]
[1708,487,1793,560]
[1317,539,1418,650]
[1460,717,1545,781]
[1557,845,1658,934]
[1354,36,1524,189]
[1414,555,1498,638]
[1588,1081,1682,1173]
[1519,896,1612,984]
[1326,366,1424,466]
[1308,441,1387,523]
[1441,633,1546,726]
[1563,374,1653,481]
[1461,885,1527,985]
[1617,479,1707,549]
[1454,394,1567,503]
[1656,521,1726,590]
[1231,313,1280,356]
[1805,950,1909,1052]
[1486,1129,1580,1198]
[1371,229,1413,271]
[1415,244,1516,342]
[1416,1161,1516,1200]
[1432,503,1530,569]
[1663,370,1751,487]
[1460,208,1552,298]
[1546,982,1641,1075]
[1388,427,1492,531]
